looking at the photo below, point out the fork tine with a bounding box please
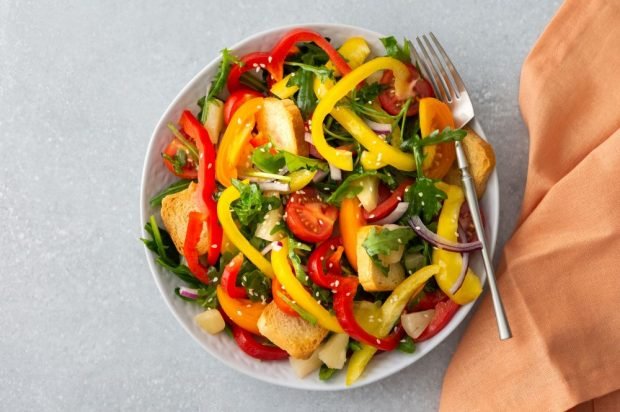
[409,40,439,96]
[421,34,458,102]
[429,32,466,96]
[415,37,448,102]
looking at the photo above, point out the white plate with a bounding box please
[140,23,499,390]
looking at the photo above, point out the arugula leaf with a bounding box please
[288,238,311,285]
[417,127,467,147]
[285,61,334,81]
[348,340,362,352]
[288,69,316,119]
[353,82,384,104]
[397,336,416,353]
[142,216,204,287]
[326,170,395,205]
[240,269,272,302]
[380,36,411,63]
[251,144,328,173]
[230,180,281,231]
[362,226,415,259]
[403,177,447,223]
[319,364,337,381]
[276,291,318,325]
[161,151,186,175]
[149,179,194,208]
[282,152,328,172]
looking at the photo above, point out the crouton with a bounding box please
[256,97,308,155]
[356,226,406,292]
[257,302,328,359]
[443,127,496,197]
[160,182,210,255]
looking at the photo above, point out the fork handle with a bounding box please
[455,141,513,340]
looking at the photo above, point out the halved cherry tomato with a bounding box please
[162,139,198,179]
[419,97,457,179]
[379,64,434,116]
[414,299,460,342]
[272,277,299,317]
[285,188,338,243]
[223,89,263,125]
[364,180,413,222]
[409,289,449,312]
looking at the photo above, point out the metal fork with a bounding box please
[412,33,512,340]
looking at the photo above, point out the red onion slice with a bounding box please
[260,243,274,255]
[179,287,199,300]
[372,202,410,225]
[329,163,342,181]
[364,119,392,134]
[408,215,482,252]
[312,169,329,183]
[258,182,290,192]
[304,131,313,143]
[309,144,325,160]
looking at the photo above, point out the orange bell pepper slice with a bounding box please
[216,286,267,335]
[216,97,264,187]
[418,98,457,179]
[339,197,366,271]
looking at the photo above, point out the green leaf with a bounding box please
[239,269,272,302]
[403,177,447,223]
[230,179,281,230]
[288,238,311,285]
[397,336,416,353]
[276,291,318,325]
[362,226,415,257]
[380,36,411,63]
[198,49,239,123]
[417,127,467,147]
[353,82,384,104]
[285,61,334,81]
[174,286,219,309]
[149,179,194,208]
[251,144,328,174]
[319,364,337,381]
[288,69,316,119]
[326,171,395,205]
[348,340,362,352]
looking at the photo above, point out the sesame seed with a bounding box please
[255,67,261,73]
[212,277,218,282]
[369,214,375,219]
[376,339,381,344]
[237,117,242,125]
[268,56,273,63]
[397,196,402,201]
[345,292,351,297]
[237,310,242,316]
[211,244,218,248]
[418,192,423,197]
[259,63,266,68]
[207,163,213,169]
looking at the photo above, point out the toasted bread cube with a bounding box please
[256,98,308,155]
[257,302,328,359]
[160,182,210,255]
[356,226,406,292]
[443,127,496,197]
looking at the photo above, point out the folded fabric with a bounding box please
[439,0,620,410]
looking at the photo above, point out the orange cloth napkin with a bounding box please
[439,0,620,411]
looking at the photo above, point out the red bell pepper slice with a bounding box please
[333,277,404,351]
[307,237,344,289]
[231,324,288,360]
[363,180,413,222]
[183,211,210,284]
[221,253,247,299]
[415,299,460,342]
[269,28,352,81]
[227,52,273,94]
[178,111,222,267]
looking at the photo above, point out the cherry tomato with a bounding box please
[409,289,449,312]
[223,89,263,125]
[379,64,434,116]
[414,299,460,342]
[162,138,198,179]
[285,188,338,243]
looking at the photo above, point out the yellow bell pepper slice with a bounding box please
[287,169,317,192]
[271,239,344,333]
[346,264,440,385]
[216,97,263,187]
[216,286,267,335]
[432,182,482,304]
[311,57,415,171]
[270,74,299,99]
[314,37,372,99]
[217,183,275,278]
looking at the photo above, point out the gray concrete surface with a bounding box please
[0,0,561,410]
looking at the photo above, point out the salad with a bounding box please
[143,28,496,385]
